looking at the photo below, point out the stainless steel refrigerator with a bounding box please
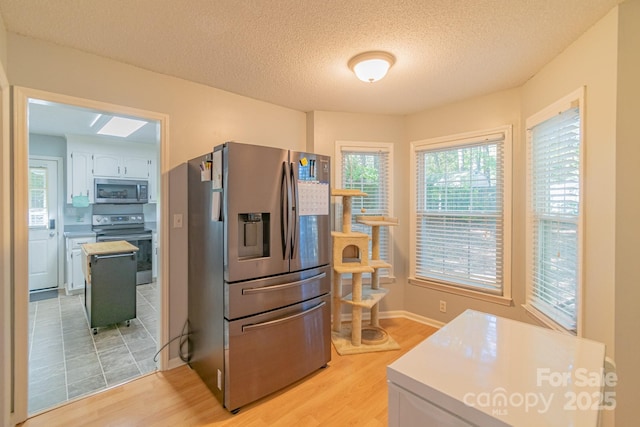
[187,141,331,412]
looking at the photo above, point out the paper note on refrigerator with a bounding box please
[211,150,222,189]
[298,182,329,216]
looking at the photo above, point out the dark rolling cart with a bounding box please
[82,241,138,334]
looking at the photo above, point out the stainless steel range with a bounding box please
[92,204,152,285]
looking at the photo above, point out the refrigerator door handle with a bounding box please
[290,162,298,258]
[242,272,327,295]
[280,161,290,259]
[241,301,326,332]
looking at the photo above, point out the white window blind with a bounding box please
[414,134,505,294]
[527,106,581,333]
[336,142,393,276]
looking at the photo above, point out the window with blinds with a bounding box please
[411,128,511,296]
[526,101,582,334]
[29,166,49,228]
[335,141,393,277]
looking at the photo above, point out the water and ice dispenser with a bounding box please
[237,213,270,259]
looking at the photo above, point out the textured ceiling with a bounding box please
[0,0,621,115]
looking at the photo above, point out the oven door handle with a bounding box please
[242,272,326,295]
[98,234,152,241]
[241,301,326,332]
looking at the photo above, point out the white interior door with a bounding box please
[28,158,60,291]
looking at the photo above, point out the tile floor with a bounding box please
[27,282,159,414]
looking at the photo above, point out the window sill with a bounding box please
[522,304,577,336]
[408,277,512,306]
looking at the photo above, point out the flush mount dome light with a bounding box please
[348,51,396,83]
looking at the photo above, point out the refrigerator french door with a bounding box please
[223,143,331,281]
[187,142,331,413]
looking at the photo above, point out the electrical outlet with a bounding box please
[217,369,222,390]
[439,300,447,313]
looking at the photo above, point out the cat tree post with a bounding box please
[355,216,398,330]
[331,190,397,350]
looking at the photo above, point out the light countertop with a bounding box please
[82,241,139,256]
[387,309,606,427]
[81,241,138,285]
[63,225,95,238]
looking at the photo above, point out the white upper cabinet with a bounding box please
[93,153,121,177]
[123,157,151,179]
[68,151,93,203]
[66,135,158,204]
[93,153,151,179]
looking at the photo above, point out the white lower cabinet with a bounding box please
[387,310,606,427]
[388,382,475,427]
[66,235,96,293]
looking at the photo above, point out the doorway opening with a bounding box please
[12,88,168,421]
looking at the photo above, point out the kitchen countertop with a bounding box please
[81,241,139,285]
[82,241,139,256]
[387,309,606,427]
[64,225,95,238]
[64,231,97,238]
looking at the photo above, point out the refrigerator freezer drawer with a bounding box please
[224,294,331,411]
[225,265,330,319]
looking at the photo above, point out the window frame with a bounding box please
[335,140,395,281]
[409,126,512,305]
[524,87,585,335]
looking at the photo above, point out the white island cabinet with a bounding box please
[387,310,607,427]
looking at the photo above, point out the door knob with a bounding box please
[49,231,56,237]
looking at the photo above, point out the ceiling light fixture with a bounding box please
[97,116,148,138]
[348,51,396,83]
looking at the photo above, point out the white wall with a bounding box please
[0,14,11,427]
[402,6,619,345]
[522,6,618,353]
[404,88,524,323]
[0,15,7,70]
[308,111,406,311]
[4,4,637,424]
[6,34,308,364]
[522,10,620,425]
[167,164,189,362]
[8,34,308,168]
[29,133,66,159]
[402,7,625,425]
[614,1,640,425]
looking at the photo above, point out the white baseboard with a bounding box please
[167,357,187,370]
[338,310,444,329]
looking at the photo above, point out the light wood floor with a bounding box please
[20,318,438,427]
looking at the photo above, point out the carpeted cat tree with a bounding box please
[331,189,399,355]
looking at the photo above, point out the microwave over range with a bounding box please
[94,178,149,204]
